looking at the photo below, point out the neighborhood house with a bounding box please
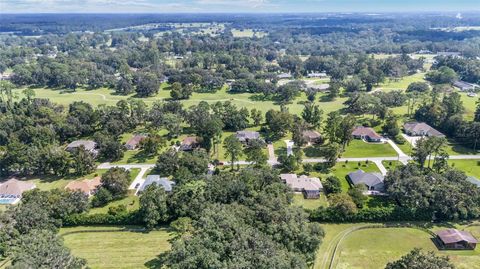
[436,229,477,250]
[352,126,382,142]
[180,136,200,151]
[236,131,260,143]
[0,178,36,204]
[302,130,322,145]
[347,170,385,192]
[138,175,175,193]
[280,174,323,199]
[453,80,479,92]
[124,134,147,150]
[403,122,445,137]
[65,177,101,196]
[65,140,99,156]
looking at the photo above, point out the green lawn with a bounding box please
[381,160,404,171]
[231,28,267,38]
[61,226,171,269]
[444,140,479,156]
[376,72,427,92]
[292,193,328,210]
[314,222,480,269]
[449,159,480,178]
[342,140,397,158]
[88,195,140,215]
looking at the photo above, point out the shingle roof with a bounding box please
[348,170,384,187]
[280,174,323,191]
[125,134,147,147]
[236,131,260,141]
[0,178,36,197]
[437,229,478,244]
[352,126,382,140]
[403,122,444,137]
[65,177,101,195]
[302,130,321,139]
[139,175,175,192]
[66,140,97,151]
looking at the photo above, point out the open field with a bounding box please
[61,226,171,269]
[231,28,267,38]
[314,222,480,269]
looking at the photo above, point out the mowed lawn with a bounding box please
[449,159,480,178]
[315,223,480,269]
[61,226,171,269]
[342,140,397,158]
[292,193,328,210]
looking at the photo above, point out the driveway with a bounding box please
[401,134,421,148]
[284,140,294,156]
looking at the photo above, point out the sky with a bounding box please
[1,0,479,13]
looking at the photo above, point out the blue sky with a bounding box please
[1,0,479,13]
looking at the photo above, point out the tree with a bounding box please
[425,66,457,84]
[136,72,160,97]
[291,119,309,147]
[385,248,455,269]
[265,109,293,140]
[323,142,341,167]
[348,184,368,208]
[139,184,169,229]
[8,229,86,269]
[170,82,193,100]
[323,176,342,194]
[302,103,323,129]
[70,147,95,176]
[325,111,342,143]
[328,193,358,219]
[383,115,400,137]
[250,108,263,126]
[155,149,180,176]
[344,76,363,92]
[338,115,356,149]
[140,134,165,156]
[406,82,430,93]
[100,167,130,199]
[223,134,243,170]
[244,139,268,167]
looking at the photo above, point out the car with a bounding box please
[134,183,140,189]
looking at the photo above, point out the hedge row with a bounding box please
[309,206,432,222]
[63,211,141,226]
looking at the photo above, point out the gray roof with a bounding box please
[0,178,36,197]
[348,170,384,188]
[139,175,175,192]
[280,174,323,191]
[403,122,444,137]
[454,80,479,90]
[236,131,260,142]
[467,176,480,187]
[66,140,97,151]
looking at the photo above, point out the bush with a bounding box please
[63,211,141,226]
[394,135,406,145]
[309,206,432,222]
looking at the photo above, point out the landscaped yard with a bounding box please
[61,226,171,269]
[381,160,404,171]
[292,193,328,210]
[88,195,140,215]
[314,222,480,269]
[342,140,397,158]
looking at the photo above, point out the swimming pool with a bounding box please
[0,198,19,204]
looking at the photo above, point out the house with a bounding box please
[436,229,477,250]
[0,178,36,204]
[236,131,260,143]
[66,140,98,156]
[138,175,175,193]
[352,126,382,142]
[416,49,433,54]
[347,170,385,192]
[467,176,480,188]
[277,73,292,80]
[307,72,327,78]
[308,84,330,92]
[403,122,445,137]
[453,80,479,92]
[280,174,323,199]
[65,177,101,196]
[302,130,322,145]
[180,136,200,151]
[125,134,147,150]
[437,51,462,58]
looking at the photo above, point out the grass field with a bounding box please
[231,28,267,38]
[88,195,140,215]
[342,140,397,158]
[61,226,171,269]
[292,193,328,210]
[449,159,480,178]
[314,222,480,269]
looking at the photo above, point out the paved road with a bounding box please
[385,139,408,158]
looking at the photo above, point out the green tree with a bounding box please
[385,248,455,269]
[139,184,169,229]
[70,147,95,176]
[250,108,263,126]
[301,103,323,129]
[244,139,268,167]
[223,134,243,170]
[100,167,130,199]
[324,176,342,194]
